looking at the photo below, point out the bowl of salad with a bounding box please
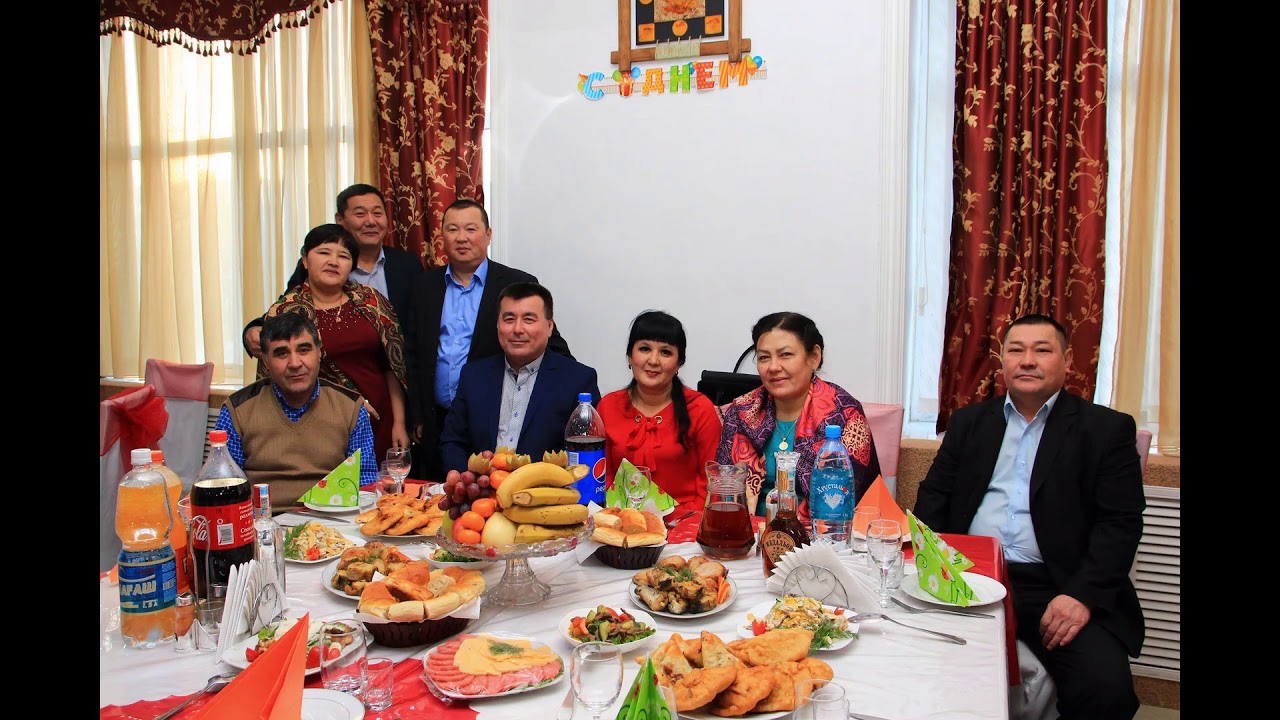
[428,547,495,569]
[559,605,658,653]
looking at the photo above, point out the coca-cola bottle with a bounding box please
[189,430,253,600]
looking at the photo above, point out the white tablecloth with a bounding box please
[100,518,1008,720]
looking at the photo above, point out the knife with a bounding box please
[849,713,893,720]
[556,685,575,720]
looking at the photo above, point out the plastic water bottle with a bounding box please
[564,392,606,506]
[809,424,855,548]
[116,448,178,648]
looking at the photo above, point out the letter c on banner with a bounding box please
[582,71,605,100]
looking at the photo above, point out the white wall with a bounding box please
[489,0,910,404]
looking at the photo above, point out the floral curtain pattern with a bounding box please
[937,0,1109,433]
[365,0,489,268]
[100,0,334,56]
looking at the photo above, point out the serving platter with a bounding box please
[558,606,658,653]
[319,562,361,601]
[628,577,737,619]
[735,599,857,651]
[284,533,365,565]
[420,632,565,700]
[224,623,362,677]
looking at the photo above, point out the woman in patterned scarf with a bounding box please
[715,312,880,518]
[261,223,409,460]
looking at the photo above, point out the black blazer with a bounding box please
[439,351,600,473]
[913,391,1146,657]
[404,259,572,442]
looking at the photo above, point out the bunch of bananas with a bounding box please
[478,461,591,545]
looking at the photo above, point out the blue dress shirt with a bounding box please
[349,247,389,301]
[967,391,1061,563]
[435,258,489,408]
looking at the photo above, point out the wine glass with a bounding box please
[377,461,403,498]
[625,466,652,509]
[570,641,624,720]
[850,507,880,555]
[867,519,903,608]
[385,447,411,484]
[794,678,849,720]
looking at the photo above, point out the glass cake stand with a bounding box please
[434,518,594,607]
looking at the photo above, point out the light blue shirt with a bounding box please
[349,247,389,301]
[967,391,1061,563]
[435,258,489,408]
[495,354,543,451]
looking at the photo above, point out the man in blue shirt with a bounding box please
[218,312,377,510]
[914,314,1145,720]
[405,199,572,479]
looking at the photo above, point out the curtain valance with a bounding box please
[100,0,336,55]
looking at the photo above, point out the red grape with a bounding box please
[443,479,456,494]
[453,485,468,503]
[478,476,490,489]
[445,470,461,483]
[439,496,452,511]
[447,506,461,520]
[467,483,481,500]
[461,471,476,484]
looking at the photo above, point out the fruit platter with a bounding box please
[435,451,595,607]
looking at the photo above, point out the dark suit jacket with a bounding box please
[242,245,425,354]
[404,259,572,447]
[913,391,1146,657]
[439,351,599,473]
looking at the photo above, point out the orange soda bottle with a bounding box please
[150,450,191,596]
[116,448,178,648]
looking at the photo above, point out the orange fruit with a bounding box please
[489,470,511,489]
[472,498,497,518]
[459,511,486,532]
[490,454,512,472]
[455,527,482,545]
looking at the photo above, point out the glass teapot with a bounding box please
[695,462,756,560]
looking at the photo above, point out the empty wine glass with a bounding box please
[377,461,403,498]
[850,506,880,555]
[571,641,624,720]
[867,519,903,608]
[625,466,652,509]
[385,447,411,484]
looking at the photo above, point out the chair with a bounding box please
[144,360,215,494]
[863,402,905,498]
[100,385,169,573]
[1136,429,1152,477]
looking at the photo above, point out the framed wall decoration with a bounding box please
[612,0,751,74]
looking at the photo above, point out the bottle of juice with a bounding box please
[116,448,178,648]
[150,450,190,595]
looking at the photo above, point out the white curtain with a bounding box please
[100,0,376,386]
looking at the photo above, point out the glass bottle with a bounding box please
[253,483,287,601]
[761,451,811,577]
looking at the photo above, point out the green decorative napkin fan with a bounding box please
[616,656,673,720]
[297,449,362,507]
[906,510,978,606]
[604,458,676,514]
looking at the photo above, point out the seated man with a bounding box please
[913,314,1145,720]
[215,312,378,511]
[440,282,600,472]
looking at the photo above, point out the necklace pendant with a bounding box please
[779,440,788,450]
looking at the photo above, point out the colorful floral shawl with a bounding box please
[258,282,408,393]
[714,376,880,516]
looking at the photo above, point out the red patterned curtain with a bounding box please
[937,0,1108,433]
[100,0,331,55]
[366,0,489,268]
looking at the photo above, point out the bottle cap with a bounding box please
[151,450,165,463]
[131,448,154,465]
[824,424,840,439]
[209,430,229,443]
[578,392,592,402]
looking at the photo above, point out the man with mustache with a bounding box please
[914,314,1146,720]
[216,312,377,512]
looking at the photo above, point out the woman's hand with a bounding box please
[363,399,381,421]
[392,424,410,451]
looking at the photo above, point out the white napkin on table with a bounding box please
[765,542,881,611]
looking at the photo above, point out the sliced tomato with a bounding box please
[751,620,767,636]
[618,612,634,623]
[833,607,845,616]
[245,647,260,663]
[572,618,590,638]
[307,645,321,668]
[327,644,342,661]
[306,546,321,561]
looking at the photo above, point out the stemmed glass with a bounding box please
[570,642,624,720]
[377,461,403,498]
[867,519,903,608]
[850,506,881,555]
[624,466,652,509]
[385,447,411,486]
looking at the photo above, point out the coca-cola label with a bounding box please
[189,500,254,550]
[761,530,797,563]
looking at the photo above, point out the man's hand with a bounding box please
[412,423,424,444]
[1040,594,1090,651]
[364,400,381,422]
[245,326,263,358]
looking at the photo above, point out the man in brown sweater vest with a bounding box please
[214,312,377,511]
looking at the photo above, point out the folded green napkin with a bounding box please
[297,449,361,507]
[616,656,673,720]
[604,458,676,514]
[906,509,978,606]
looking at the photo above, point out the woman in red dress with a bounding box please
[598,311,722,513]
[261,224,409,460]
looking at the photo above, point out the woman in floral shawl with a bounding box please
[715,312,880,518]
[260,223,409,460]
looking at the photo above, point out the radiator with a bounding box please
[1130,485,1179,681]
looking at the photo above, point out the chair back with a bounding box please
[1135,429,1153,477]
[100,385,169,573]
[862,402,905,498]
[144,360,215,493]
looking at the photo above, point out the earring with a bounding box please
[627,363,632,369]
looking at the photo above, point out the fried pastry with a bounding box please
[752,662,812,712]
[672,665,738,712]
[726,628,813,666]
[708,665,777,717]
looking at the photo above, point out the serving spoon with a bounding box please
[153,673,236,720]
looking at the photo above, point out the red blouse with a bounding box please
[598,385,723,512]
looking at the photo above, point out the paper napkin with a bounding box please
[357,594,483,625]
[573,501,607,563]
[192,612,309,720]
[604,458,676,515]
[854,475,912,540]
[905,510,978,606]
[297,449,362,508]
[617,656,671,720]
[765,541,881,612]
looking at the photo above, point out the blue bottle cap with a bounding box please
[578,392,592,402]
[824,424,841,439]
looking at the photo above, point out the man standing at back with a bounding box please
[439,282,596,473]
[913,314,1146,720]
[405,199,571,478]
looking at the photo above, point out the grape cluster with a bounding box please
[438,469,494,519]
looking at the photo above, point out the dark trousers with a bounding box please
[1008,562,1140,720]
[410,404,451,482]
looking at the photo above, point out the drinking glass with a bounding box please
[320,619,368,695]
[850,507,880,554]
[377,462,403,498]
[867,519,903,608]
[794,678,849,720]
[625,466,652,509]
[570,641,624,720]
[363,656,395,711]
[385,447,411,484]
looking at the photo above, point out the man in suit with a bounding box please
[242,183,424,358]
[439,282,598,473]
[405,199,571,478]
[913,314,1145,720]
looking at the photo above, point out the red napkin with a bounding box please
[189,613,309,719]
[855,475,911,537]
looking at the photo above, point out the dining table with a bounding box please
[100,508,1013,720]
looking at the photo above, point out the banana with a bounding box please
[495,461,578,508]
[511,487,581,506]
[502,503,590,526]
[480,512,517,547]
[514,522,585,543]
[568,463,590,481]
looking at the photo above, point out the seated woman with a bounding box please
[599,311,722,513]
[715,312,879,517]
[261,224,409,462]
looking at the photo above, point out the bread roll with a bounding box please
[592,526,628,547]
[594,509,622,529]
[387,600,426,622]
[619,508,647,533]
[357,581,397,618]
[624,531,666,548]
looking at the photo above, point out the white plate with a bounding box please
[683,711,789,720]
[735,599,858,651]
[629,577,737,619]
[902,565,1008,607]
[558,606,658,652]
[421,632,566,699]
[284,533,366,564]
[427,548,494,569]
[304,492,376,514]
[301,688,365,720]
[320,563,362,601]
[852,528,913,543]
[223,623,362,676]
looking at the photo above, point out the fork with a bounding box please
[891,596,995,619]
[852,612,967,645]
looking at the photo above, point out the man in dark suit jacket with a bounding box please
[914,314,1145,720]
[405,199,571,478]
[241,183,425,357]
[439,282,598,473]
